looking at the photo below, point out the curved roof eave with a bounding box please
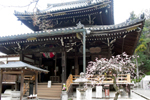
[0,17,145,43]
[14,0,111,15]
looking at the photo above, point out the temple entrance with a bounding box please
[40,58,76,83]
[39,56,85,83]
[39,58,62,83]
[66,58,75,77]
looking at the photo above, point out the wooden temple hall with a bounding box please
[0,0,145,99]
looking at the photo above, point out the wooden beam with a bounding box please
[20,71,24,100]
[22,47,70,54]
[50,52,109,59]
[24,55,33,59]
[0,54,19,58]
[3,71,22,74]
[35,71,38,94]
[0,70,3,100]
[22,40,60,46]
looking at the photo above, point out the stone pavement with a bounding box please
[69,90,147,100]
[2,89,148,100]
[132,88,150,100]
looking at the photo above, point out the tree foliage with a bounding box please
[86,52,136,100]
[129,11,137,20]
[86,52,135,77]
[132,11,150,74]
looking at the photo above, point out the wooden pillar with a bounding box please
[39,56,42,82]
[75,51,79,75]
[15,75,19,91]
[20,51,24,61]
[75,56,79,75]
[127,84,131,98]
[20,71,24,100]
[75,47,79,75]
[18,51,24,92]
[108,46,111,59]
[35,71,38,94]
[39,55,42,67]
[55,53,57,76]
[83,31,86,73]
[0,70,3,100]
[62,51,66,83]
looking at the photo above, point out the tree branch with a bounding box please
[0,0,39,8]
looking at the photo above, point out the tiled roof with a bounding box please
[0,17,145,42]
[14,0,110,15]
[0,61,49,73]
[46,0,105,12]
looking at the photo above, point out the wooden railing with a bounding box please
[72,74,131,83]
[66,74,73,91]
[24,75,35,81]
[117,74,131,83]
[65,74,131,91]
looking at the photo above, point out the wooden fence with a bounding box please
[66,74,131,91]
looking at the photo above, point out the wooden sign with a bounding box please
[90,47,101,53]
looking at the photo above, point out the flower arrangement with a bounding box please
[62,84,67,91]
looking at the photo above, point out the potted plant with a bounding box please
[61,83,68,100]
[62,83,67,92]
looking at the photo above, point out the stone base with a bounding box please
[85,88,92,100]
[96,86,102,98]
[62,91,68,100]
[76,88,85,100]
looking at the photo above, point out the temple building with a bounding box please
[0,0,145,84]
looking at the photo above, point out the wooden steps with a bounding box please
[34,82,62,100]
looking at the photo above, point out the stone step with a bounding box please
[38,82,62,85]
[37,96,60,100]
[36,87,61,90]
[37,93,61,96]
[37,85,62,87]
[34,82,62,99]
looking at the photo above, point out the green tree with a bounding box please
[133,12,150,75]
[130,11,137,20]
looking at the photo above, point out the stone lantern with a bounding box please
[74,72,89,99]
